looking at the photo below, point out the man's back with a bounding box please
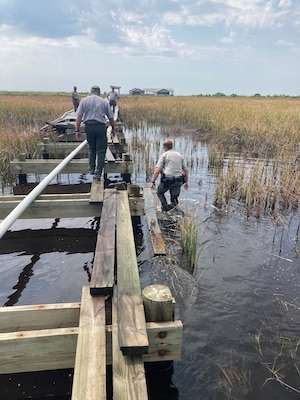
[157,150,185,177]
[77,94,112,123]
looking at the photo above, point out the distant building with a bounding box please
[129,88,145,96]
[144,88,174,96]
[154,88,173,96]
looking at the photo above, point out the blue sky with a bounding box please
[0,0,299,96]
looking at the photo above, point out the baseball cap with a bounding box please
[90,85,101,94]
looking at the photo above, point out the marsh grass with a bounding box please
[254,316,300,396]
[179,211,199,268]
[1,94,299,216]
[218,356,252,400]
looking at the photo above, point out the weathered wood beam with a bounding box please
[89,179,104,203]
[9,159,133,174]
[0,198,103,219]
[90,189,117,296]
[112,288,148,400]
[72,287,106,400]
[143,188,166,256]
[0,321,182,374]
[116,191,148,355]
[37,142,89,158]
[0,193,143,219]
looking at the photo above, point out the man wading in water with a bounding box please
[151,139,188,211]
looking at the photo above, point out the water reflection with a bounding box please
[4,253,40,307]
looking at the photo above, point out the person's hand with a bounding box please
[111,129,115,139]
[75,131,81,140]
[183,182,188,190]
[151,182,156,189]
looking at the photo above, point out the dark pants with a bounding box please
[109,100,116,113]
[157,180,183,209]
[73,99,79,111]
[85,124,107,175]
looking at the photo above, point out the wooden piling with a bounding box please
[142,285,174,323]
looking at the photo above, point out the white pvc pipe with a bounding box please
[0,139,88,239]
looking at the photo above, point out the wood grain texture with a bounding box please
[112,288,148,400]
[116,191,149,355]
[72,286,106,400]
[90,189,117,295]
[143,188,166,255]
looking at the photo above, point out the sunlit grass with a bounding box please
[1,93,299,216]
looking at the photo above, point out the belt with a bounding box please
[85,120,105,125]
[162,175,184,183]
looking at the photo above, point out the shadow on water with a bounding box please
[4,253,40,307]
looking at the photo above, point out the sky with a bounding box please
[0,0,299,96]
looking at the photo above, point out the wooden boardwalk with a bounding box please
[0,115,182,399]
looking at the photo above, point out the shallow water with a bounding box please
[0,126,299,399]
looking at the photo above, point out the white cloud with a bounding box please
[275,39,293,46]
[279,0,293,8]
[0,0,299,95]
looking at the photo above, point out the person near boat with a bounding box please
[151,139,188,211]
[75,85,115,181]
[107,87,118,113]
[72,86,80,111]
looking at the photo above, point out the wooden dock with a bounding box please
[0,115,182,399]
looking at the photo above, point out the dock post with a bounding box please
[142,284,174,323]
[142,284,178,398]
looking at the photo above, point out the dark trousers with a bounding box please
[85,124,107,175]
[73,99,79,111]
[157,181,183,208]
[109,100,116,113]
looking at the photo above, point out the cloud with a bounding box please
[275,39,293,46]
[0,0,299,95]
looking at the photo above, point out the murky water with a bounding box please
[0,126,299,399]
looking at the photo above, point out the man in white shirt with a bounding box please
[151,139,188,211]
[107,87,118,113]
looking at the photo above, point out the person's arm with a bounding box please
[183,166,189,190]
[151,166,161,189]
[75,115,83,140]
[109,117,115,138]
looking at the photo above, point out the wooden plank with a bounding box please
[112,288,148,400]
[143,188,166,255]
[128,197,144,216]
[0,193,90,202]
[37,142,89,156]
[116,191,149,355]
[89,179,104,203]
[0,198,102,219]
[90,189,117,295]
[0,197,142,219]
[72,286,106,400]
[0,321,182,373]
[13,183,91,195]
[0,327,77,373]
[9,159,89,175]
[143,320,182,362]
[9,159,133,175]
[0,303,80,333]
